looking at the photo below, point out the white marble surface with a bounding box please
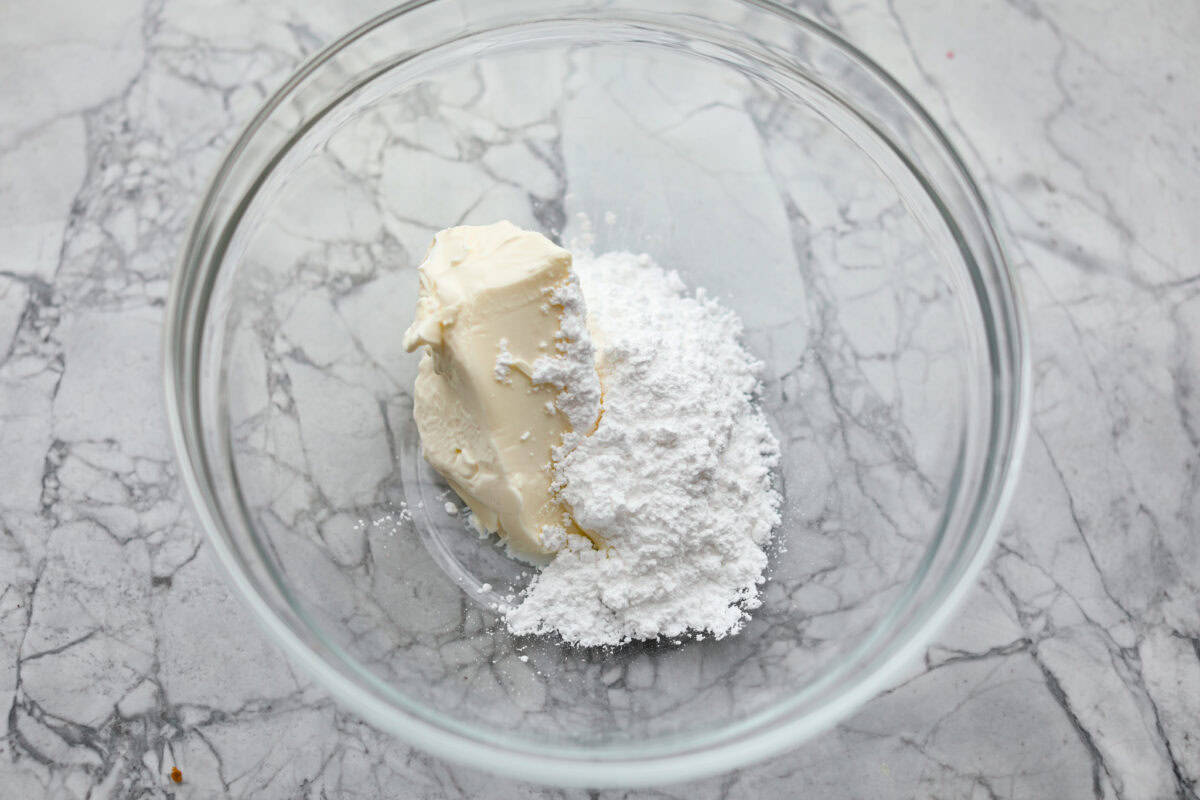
[1,1,1198,797]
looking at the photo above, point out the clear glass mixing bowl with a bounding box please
[164,0,1028,786]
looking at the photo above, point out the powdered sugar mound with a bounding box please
[530,272,602,438]
[505,251,781,646]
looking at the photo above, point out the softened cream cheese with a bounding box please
[403,221,601,562]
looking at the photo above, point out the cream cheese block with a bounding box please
[403,221,601,562]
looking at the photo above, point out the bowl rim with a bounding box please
[163,0,1031,787]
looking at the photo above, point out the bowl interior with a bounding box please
[201,9,987,762]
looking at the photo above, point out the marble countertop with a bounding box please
[2,0,1198,797]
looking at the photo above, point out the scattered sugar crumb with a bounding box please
[494,337,516,383]
[444,502,458,516]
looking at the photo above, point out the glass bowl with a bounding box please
[164,0,1028,787]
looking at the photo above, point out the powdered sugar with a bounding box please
[529,274,602,437]
[504,250,781,646]
[493,338,515,383]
